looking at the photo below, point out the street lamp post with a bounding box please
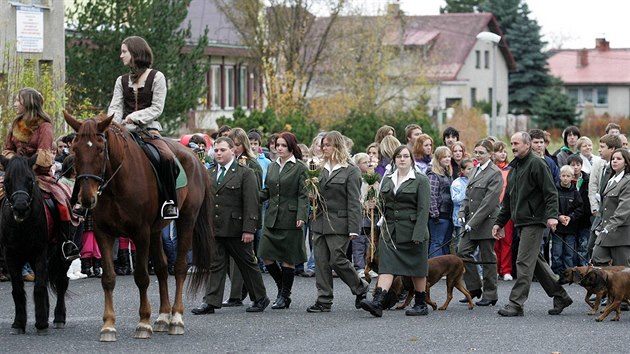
[476,31,501,137]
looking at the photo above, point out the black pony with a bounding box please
[0,155,70,334]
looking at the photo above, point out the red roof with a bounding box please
[548,48,630,85]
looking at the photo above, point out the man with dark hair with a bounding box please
[493,132,573,317]
[191,136,270,315]
[529,129,559,184]
[442,126,459,147]
[405,124,422,150]
[218,125,232,138]
[554,126,581,167]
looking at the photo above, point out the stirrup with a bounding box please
[62,241,80,262]
[161,200,179,220]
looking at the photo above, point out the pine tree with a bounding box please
[480,0,552,115]
[530,78,579,129]
[66,0,209,133]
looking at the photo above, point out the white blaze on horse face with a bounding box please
[87,141,93,147]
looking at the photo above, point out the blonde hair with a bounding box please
[353,152,369,165]
[431,146,453,176]
[229,128,257,160]
[379,135,401,161]
[576,136,593,151]
[450,141,469,161]
[559,165,574,177]
[322,131,351,165]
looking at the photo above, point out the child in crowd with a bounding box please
[567,154,592,266]
[352,153,377,278]
[552,165,583,279]
[493,141,514,280]
[450,159,474,254]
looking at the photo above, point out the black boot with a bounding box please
[360,287,387,317]
[93,258,102,278]
[115,249,130,276]
[460,288,482,303]
[272,266,294,309]
[406,291,429,316]
[80,258,92,277]
[265,262,283,304]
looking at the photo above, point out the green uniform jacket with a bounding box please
[460,162,503,240]
[495,150,559,228]
[260,159,309,229]
[380,172,431,244]
[594,173,630,247]
[311,163,362,235]
[210,161,259,237]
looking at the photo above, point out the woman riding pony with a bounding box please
[2,87,79,260]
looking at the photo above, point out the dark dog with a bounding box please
[388,255,474,311]
[580,268,630,321]
[564,265,626,315]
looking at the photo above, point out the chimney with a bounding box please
[595,37,610,51]
[577,48,588,67]
[387,2,401,17]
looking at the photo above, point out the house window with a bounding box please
[475,50,480,69]
[567,87,608,107]
[224,66,235,109]
[484,50,490,69]
[488,88,493,102]
[596,87,608,105]
[470,88,477,106]
[210,66,221,109]
[239,66,248,109]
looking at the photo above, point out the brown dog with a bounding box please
[564,265,626,315]
[580,268,630,321]
[389,255,475,311]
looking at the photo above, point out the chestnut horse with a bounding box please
[63,112,214,342]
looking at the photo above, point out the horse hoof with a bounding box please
[134,323,153,339]
[154,320,169,332]
[53,322,65,329]
[11,328,25,335]
[154,313,171,332]
[168,323,184,335]
[100,328,117,342]
[36,328,49,336]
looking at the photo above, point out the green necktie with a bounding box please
[218,166,226,184]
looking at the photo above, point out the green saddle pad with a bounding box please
[175,158,187,189]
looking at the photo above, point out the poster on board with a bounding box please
[16,6,44,53]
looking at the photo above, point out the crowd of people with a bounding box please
[1,35,629,320]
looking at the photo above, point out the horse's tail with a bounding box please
[187,175,215,295]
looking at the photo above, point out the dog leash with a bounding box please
[549,231,593,266]
[428,229,466,258]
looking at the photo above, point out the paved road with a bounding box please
[0,272,626,353]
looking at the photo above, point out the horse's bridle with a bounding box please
[7,179,35,210]
[76,130,125,196]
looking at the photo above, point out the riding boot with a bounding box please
[265,262,283,303]
[160,158,180,220]
[93,258,102,278]
[272,266,294,309]
[360,287,387,317]
[115,249,130,276]
[80,258,93,277]
[406,291,429,316]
